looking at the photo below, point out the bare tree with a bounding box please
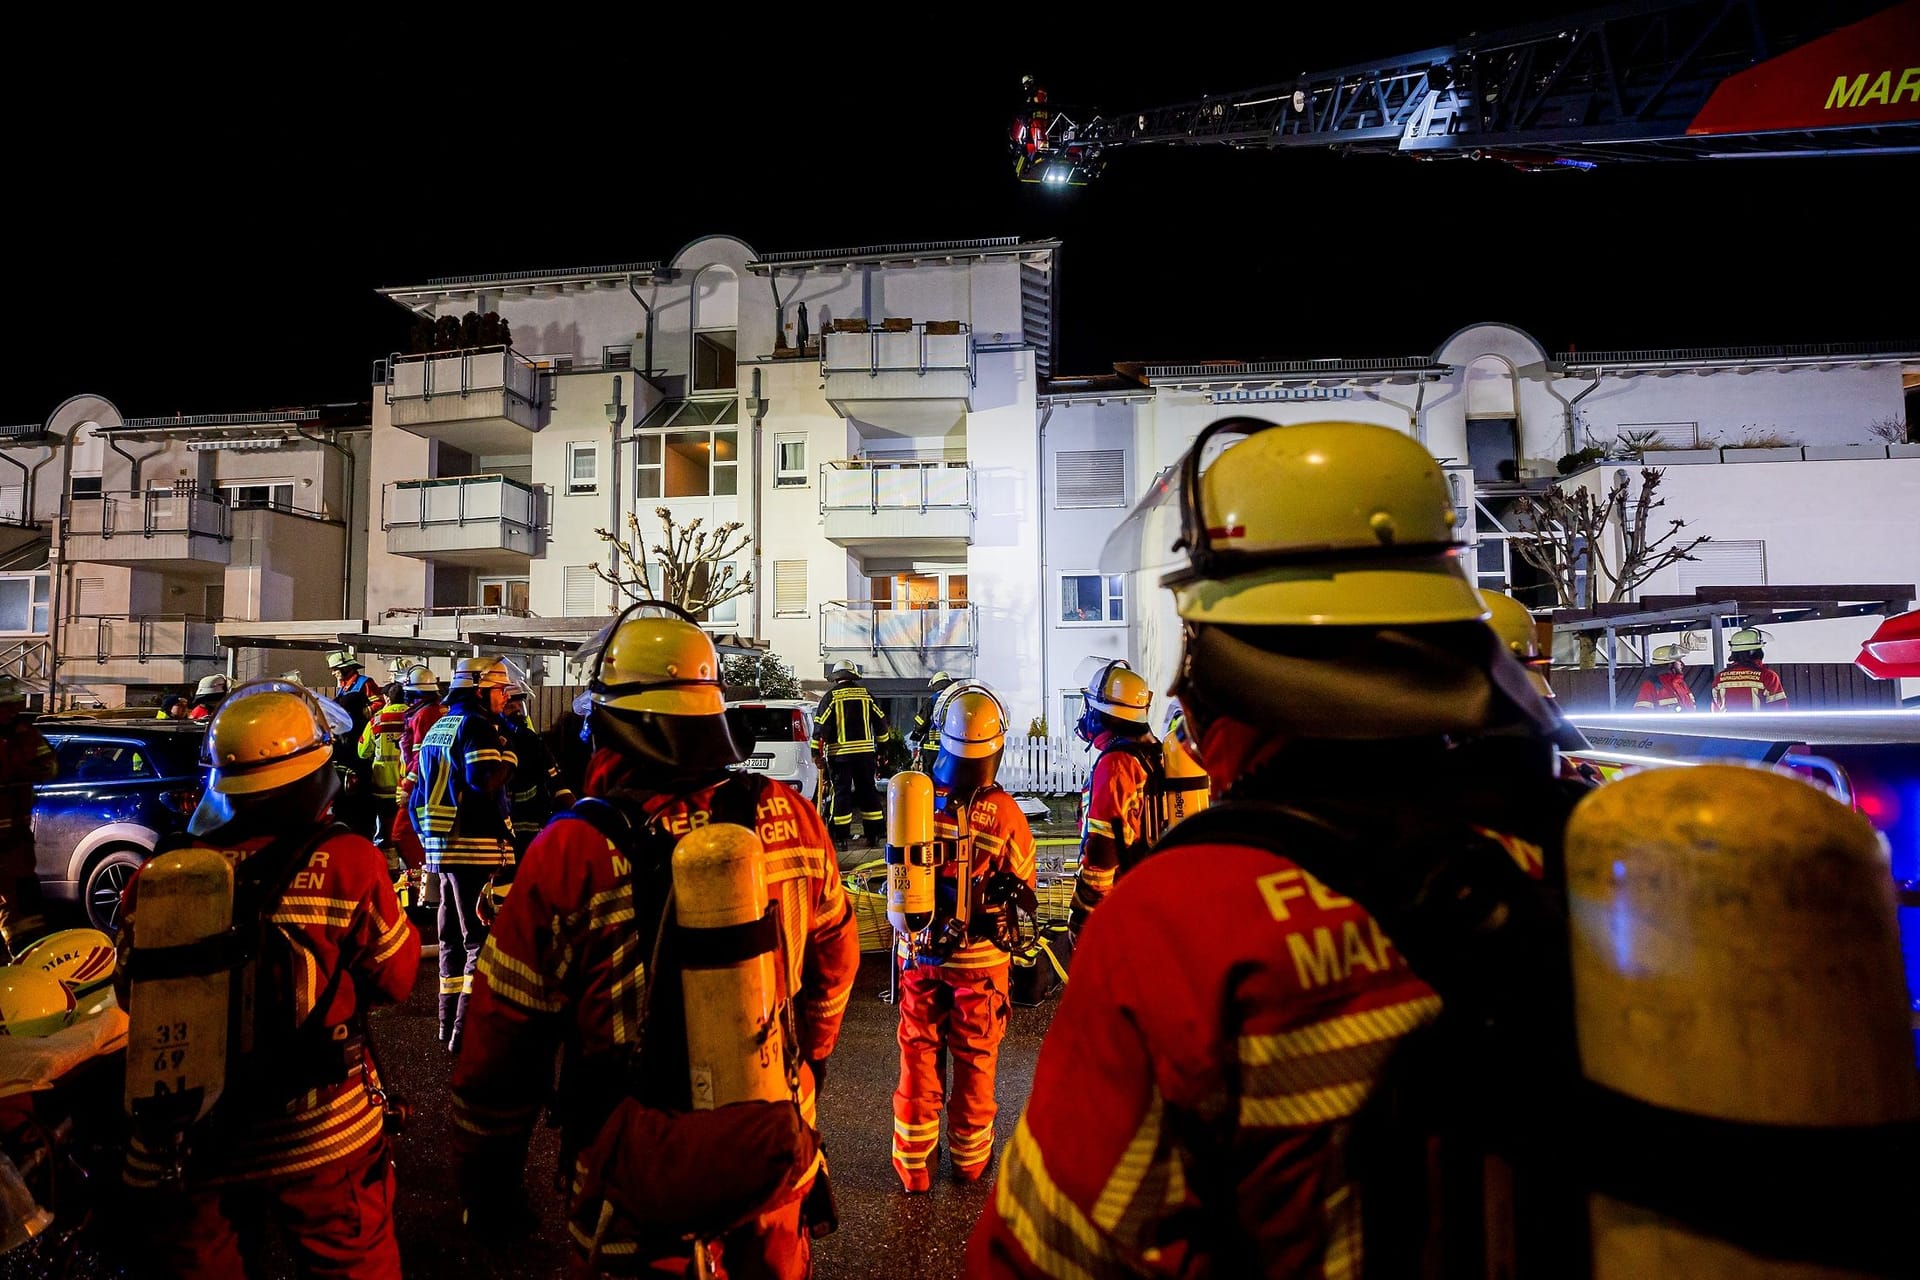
[1512,468,1709,608]
[595,507,754,618]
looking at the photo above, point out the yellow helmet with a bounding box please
[1162,420,1485,627]
[15,928,116,998]
[326,649,362,672]
[0,966,77,1037]
[202,679,349,795]
[1652,644,1685,663]
[589,609,725,716]
[1480,590,1552,698]
[1084,658,1151,724]
[932,682,1010,795]
[928,670,954,690]
[1730,628,1767,654]
[448,656,510,692]
[403,665,441,695]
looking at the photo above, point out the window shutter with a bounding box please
[774,561,808,618]
[75,577,106,617]
[562,566,599,616]
[1678,539,1767,591]
[1056,449,1125,509]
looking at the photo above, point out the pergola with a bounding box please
[1551,585,1916,708]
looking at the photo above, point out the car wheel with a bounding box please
[83,849,147,933]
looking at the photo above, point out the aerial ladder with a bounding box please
[1011,0,1920,183]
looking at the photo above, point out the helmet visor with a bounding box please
[1098,422,1259,578]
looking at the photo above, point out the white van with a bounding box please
[725,698,820,802]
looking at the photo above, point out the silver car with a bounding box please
[725,699,819,803]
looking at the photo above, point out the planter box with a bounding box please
[1804,444,1891,461]
[1721,447,1806,464]
[1889,444,1920,459]
[1639,448,1721,465]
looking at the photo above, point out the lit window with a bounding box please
[222,482,294,511]
[775,435,808,488]
[637,429,738,498]
[567,442,599,495]
[1060,573,1125,624]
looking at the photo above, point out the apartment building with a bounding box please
[0,395,368,708]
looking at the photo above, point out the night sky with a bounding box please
[9,8,1914,425]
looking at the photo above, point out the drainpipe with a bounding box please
[295,427,356,616]
[26,446,59,528]
[104,435,165,495]
[1564,370,1602,457]
[44,428,82,706]
[626,275,656,384]
[605,376,626,610]
[1036,404,1055,727]
[1410,377,1431,446]
[748,367,767,640]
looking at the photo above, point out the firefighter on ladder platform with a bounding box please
[812,660,891,851]
[968,419,1588,1277]
[451,604,857,1275]
[1710,628,1789,711]
[410,657,518,1054]
[890,682,1037,1192]
[1635,644,1697,711]
[118,679,419,1279]
[1066,659,1156,941]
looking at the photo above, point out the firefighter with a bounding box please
[358,699,409,853]
[118,679,418,1279]
[328,649,375,703]
[909,670,955,772]
[500,676,576,852]
[451,605,858,1275]
[811,660,891,851]
[1710,628,1788,711]
[1634,643,1697,711]
[1066,659,1156,939]
[892,682,1037,1192]
[409,656,517,1053]
[188,673,229,721]
[397,664,445,779]
[969,419,1579,1277]
[0,675,56,962]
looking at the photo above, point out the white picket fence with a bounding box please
[998,735,1091,795]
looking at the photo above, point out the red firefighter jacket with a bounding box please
[1071,730,1154,928]
[0,715,57,872]
[450,749,860,1227]
[120,827,419,1186]
[968,718,1548,1279]
[1634,671,1696,712]
[399,699,447,784]
[1710,660,1788,711]
[901,785,1037,970]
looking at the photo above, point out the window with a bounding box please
[562,566,599,617]
[636,429,738,498]
[70,475,102,500]
[55,740,150,782]
[478,578,530,613]
[774,435,808,489]
[774,560,808,617]
[202,585,224,620]
[1056,449,1126,509]
[693,330,738,393]
[74,577,106,619]
[640,562,743,626]
[1466,419,1520,484]
[1060,573,1125,624]
[567,442,599,495]
[870,572,967,609]
[0,485,23,523]
[1061,691,1086,734]
[1679,539,1768,591]
[0,573,49,634]
[222,482,294,511]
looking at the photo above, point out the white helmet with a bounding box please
[195,674,230,697]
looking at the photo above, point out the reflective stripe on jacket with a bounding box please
[812,683,888,758]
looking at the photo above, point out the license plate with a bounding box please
[737,754,774,771]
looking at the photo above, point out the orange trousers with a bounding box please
[892,960,1009,1191]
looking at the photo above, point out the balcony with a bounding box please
[821,322,974,432]
[67,614,220,686]
[820,461,974,556]
[383,475,542,568]
[62,490,231,573]
[820,600,976,680]
[379,346,544,454]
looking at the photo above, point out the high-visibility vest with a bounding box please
[813,684,886,758]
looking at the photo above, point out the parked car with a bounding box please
[29,714,207,932]
[724,698,819,803]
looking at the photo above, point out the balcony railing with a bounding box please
[72,614,221,664]
[383,475,541,562]
[378,345,543,438]
[819,459,975,548]
[62,489,231,542]
[821,322,975,382]
[820,601,978,655]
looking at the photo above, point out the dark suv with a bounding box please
[30,715,207,931]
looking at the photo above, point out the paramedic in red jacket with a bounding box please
[968,420,1572,1278]
[1710,629,1789,711]
[893,683,1037,1192]
[451,607,858,1277]
[119,679,419,1279]
[1635,644,1697,711]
